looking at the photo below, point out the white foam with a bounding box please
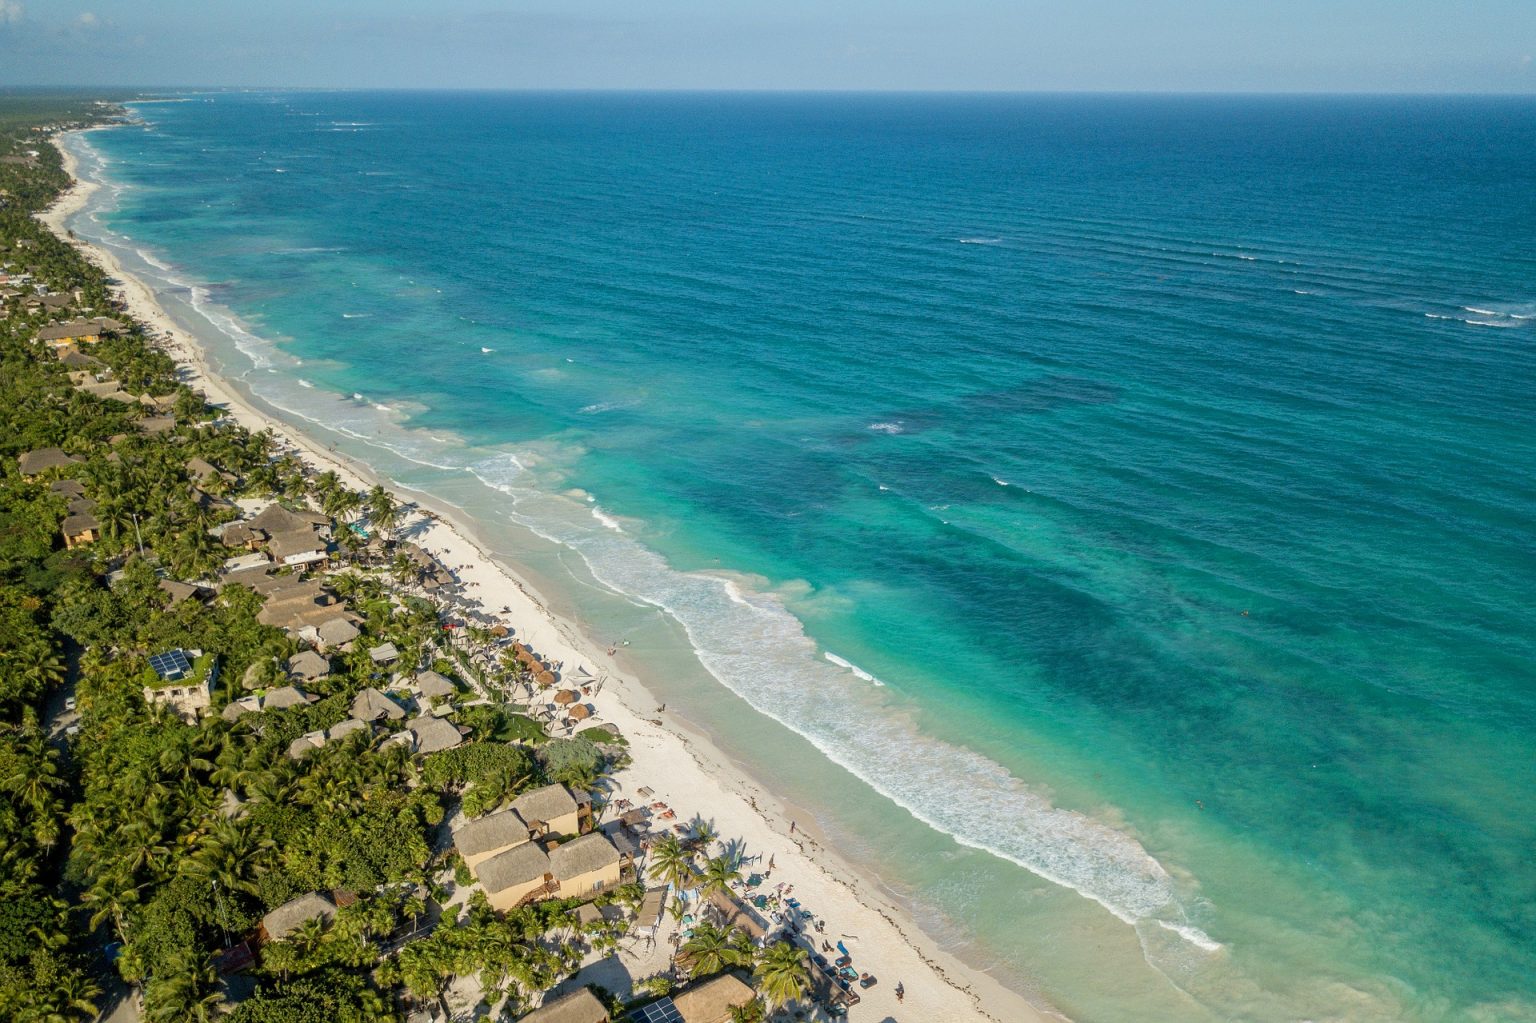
[342,312,371,319]
[1463,307,1499,316]
[992,476,1011,487]
[868,422,905,435]
[481,347,495,353]
[823,651,886,686]
[297,378,314,389]
[591,508,623,532]
[957,237,1002,245]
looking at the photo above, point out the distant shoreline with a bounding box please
[42,124,1058,1023]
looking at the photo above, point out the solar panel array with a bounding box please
[148,649,192,681]
[629,999,682,1023]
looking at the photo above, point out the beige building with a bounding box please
[548,832,624,900]
[454,808,532,871]
[142,649,216,722]
[510,783,591,839]
[477,842,555,911]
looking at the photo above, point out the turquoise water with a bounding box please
[69,93,1536,1021]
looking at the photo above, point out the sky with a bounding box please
[0,0,1533,93]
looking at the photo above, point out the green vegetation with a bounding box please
[0,95,806,1023]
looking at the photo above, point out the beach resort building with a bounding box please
[350,686,406,722]
[511,782,592,839]
[454,808,532,870]
[474,830,628,912]
[61,512,99,548]
[517,987,610,1023]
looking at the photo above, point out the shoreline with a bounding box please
[43,126,1059,1023]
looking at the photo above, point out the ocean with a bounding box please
[64,92,1536,1022]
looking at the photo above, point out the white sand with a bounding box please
[41,130,1058,1023]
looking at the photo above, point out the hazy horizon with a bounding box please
[1,1,1533,95]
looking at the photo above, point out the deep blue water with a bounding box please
[75,92,1536,1021]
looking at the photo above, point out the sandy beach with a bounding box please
[42,128,1058,1023]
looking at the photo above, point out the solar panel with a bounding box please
[149,649,192,681]
[629,999,683,1023]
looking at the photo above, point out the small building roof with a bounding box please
[474,841,551,895]
[549,832,620,881]
[287,733,326,760]
[516,987,609,1023]
[248,503,329,536]
[221,696,262,722]
[61,512,99,536]
[286,650,331,680]
[261,892,336,942]
[136,415,176,435]
[36,320,101,342]
[268,529,326,560]
[186,456,220,479]
[49,478,87,498]
[511,783,581,828]
[327,718,370,742]
[454,809,530,859]
[407,715,463,755]
[368,642,400,664]
[670,972,756,1023]
[158,579,201,605]
[350,687,406,722]
[19,447,81,475]
[706,890,768,942]
[220,523,259,547]
[262,686,315,710]
[413,669,458,699]
[316,617,360,647]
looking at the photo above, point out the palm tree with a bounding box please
[366,484,401,538]
[647,834,696,896]
[699,855,742,898]
[753,941,810,1011]
[728,1000,767,1023]
[679,922,754,979]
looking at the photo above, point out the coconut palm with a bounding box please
[647,834,696,896]
[753,941,810,1011]
[699,855,742,898]
[367,484,402,538]
[678,922,750,978]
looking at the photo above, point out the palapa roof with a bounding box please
[511,783,581,827]
[58,349,103,369]
[262,685,315,710]
[413,669,457,699]
[368,642,400,664]
[158,579,201,605]
[36,320,101,341]
[407,715,463,754]
[636,888,667,930]
[549,832,619,880]
[268,529,325,560]
[261,892,336,941]
[475,841,551,894]
[516,986,609,1023]
[327,718,370,741]
[247,503,329,536]
[286,650,331,680]
[670,972,756,1023]
[286,732,326,760]
[49,478,87,497]
[221,696,261,722]
[61,512,99,536]
[454,808,530,859]
[186,456,220,479]
[136,415,176,435]
[19,447,81,475]
[706,890,768,941]
[350,687,406,722]
[316,617,360,647]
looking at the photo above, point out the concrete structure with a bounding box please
[142,649,216,722]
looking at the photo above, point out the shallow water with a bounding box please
[70,92,1536,1021]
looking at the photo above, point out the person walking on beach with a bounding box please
[895,982,905,1003]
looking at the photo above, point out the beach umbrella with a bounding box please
[568,703,592,720]
[536,669,557,687]
[554,689,579,705]
[489,624,509,638]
